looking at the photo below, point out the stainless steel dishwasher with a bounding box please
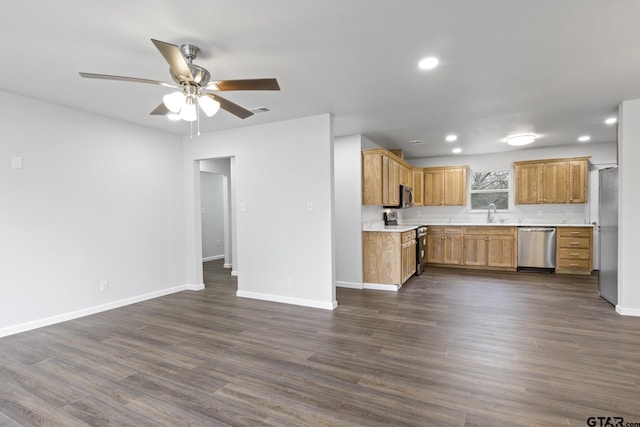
[518,227,557,270]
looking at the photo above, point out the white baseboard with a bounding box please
[185,283,205,291]
[0,284,202,338]
[336,281,363,289]
[236,290,337,310]
[202,255,224,262]
[363,282,399,292]
[616,305,640,316]
[231,270,238,277]
[223,263,232,269]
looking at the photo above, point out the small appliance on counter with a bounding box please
[383,210,398,225]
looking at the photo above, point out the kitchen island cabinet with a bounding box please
[363,229,416,288]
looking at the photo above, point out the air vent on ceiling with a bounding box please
[248,106,273,114]
[409,140,424,145]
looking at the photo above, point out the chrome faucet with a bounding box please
[487,203,497,223]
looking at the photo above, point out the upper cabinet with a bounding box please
[423,166,467,206]
[513,157,590,205]
[412,169,424,206]
[362,149,414,206]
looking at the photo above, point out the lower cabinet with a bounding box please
[462,227,517,270]
[426,226,463,265]
[427,226,517,271]
[363,230,416,286]
[556,227,593,275]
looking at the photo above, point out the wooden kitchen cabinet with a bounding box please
[423,166,467,206]
[412,169,424,206]
[363,230,416,287]
[513,157,590,205]
[362,149,413,206]
[426,226,463,265]
[462,227,517,270]
[555,227,593,275]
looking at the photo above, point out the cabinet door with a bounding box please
[486,235,517,268]
[426,233,443,263]
[442,235,462,265]
[412,170,424,206]
[424,170,444,206]
[543,161,568,203]
[401,240,417,283]
[382,155,400,206]
[362,152,383,205]
[443,168,466,206]
[568,160,588,203]
[515,163,542,204]
[463,235,487,266]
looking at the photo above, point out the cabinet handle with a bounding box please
[569,198,573,201]
[570,242,580,245]
[570,232,580,235]
[570,263,579,267]
[543,198,547,202]
[570,253,579,256]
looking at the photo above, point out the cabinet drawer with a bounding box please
[463,226,515,236]
[557,227,592,238]
[557,236,590,249]
[401,230,416,243]
[558,248,590,260]
[557,259,591,271]
[443,227,462,235]
[427,226,443,235]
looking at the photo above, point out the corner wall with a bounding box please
[183,114,336,310]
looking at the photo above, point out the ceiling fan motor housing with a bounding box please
[170,44,211,87]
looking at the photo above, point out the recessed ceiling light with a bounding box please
[167,113,181,121]
[418,57,439,70]
[605,117,617,125]
[578,135,591,142]
[505,134,537,146]
[452,148,462,154]
[446,134,458,142]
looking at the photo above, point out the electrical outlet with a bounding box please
[100,281,109,292]
[287,277,293,288]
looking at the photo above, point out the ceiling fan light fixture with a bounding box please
[179,98,198,122]
[198,95,221,117]
[505,133,537,146]
[163,91,185,113]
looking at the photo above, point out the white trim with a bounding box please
[202,255,224,262]
[236,290,337,310]
[223,263,232,269]
[615,305,640,316]
[0,285,194,338]
[185,283,205,291]
[363,282,399,292]
[231,270,238,277]
[336,281,363,289]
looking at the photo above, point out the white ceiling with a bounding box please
[1,1,638,158]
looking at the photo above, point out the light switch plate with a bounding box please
[11,156,23,169]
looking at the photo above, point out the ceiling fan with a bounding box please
[79,39,280,122]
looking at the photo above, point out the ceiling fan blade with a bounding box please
[150,103,170,115]
[208,94,253,119]
[79,72,176,87]
[208,78,280,91]
[151,39,193,82]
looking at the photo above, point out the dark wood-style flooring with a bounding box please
[1,266,639,426]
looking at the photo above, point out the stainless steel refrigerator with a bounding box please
[599,167,618,305]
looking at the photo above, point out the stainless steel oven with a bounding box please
[416,226,427,275]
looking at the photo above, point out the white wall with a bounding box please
[183,114,336,310]
[200,172,225,260]
[334,135,363,288]
[618,100,640,315]
[0,90,185,336]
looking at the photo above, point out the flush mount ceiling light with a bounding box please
[605,117,617,125]
[452,148,462,154]
[418,57,439,70]
[446,134,458,142]
[578,135,591,142]
[505,134,537,146]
